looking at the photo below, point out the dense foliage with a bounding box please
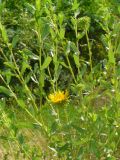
[0,0,120,159]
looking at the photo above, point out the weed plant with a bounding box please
[0,0,120,159]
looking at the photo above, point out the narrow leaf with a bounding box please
[17,99,26,108]
[41,56,52,70]
[0,23,8,43]
[12,35,19,48]
[0,86,13,97]
[73,54,80,68]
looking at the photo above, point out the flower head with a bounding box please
[48,90,68,104]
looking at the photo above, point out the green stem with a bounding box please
[7,45,38,112]
[55,42,58,91]
[86,30,92,72]
[0,74,48,135]
[66,55,77,84]
[75,18,80,74]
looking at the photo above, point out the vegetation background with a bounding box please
[0,0,120,159]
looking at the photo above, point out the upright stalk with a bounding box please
[38,33,43,107]
[66,55,77,84]
[35,0,43,107]
[86,30,92,72]
[8,45,38,113]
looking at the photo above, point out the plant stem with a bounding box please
[86,30,92,72]
[66,55,77,84]
[0,74,48,135]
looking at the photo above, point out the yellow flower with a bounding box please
[48,90,68,104]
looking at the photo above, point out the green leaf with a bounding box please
[116,43,120,55]
[17,133,24,145]
[72,0,79,10]
[59,28,65,40]
[89,139,100,158]
[58,12,64,26]
[17,99,26,108]
[77,17,90,31]
[21,49,39,60]
[71,17,77,29]
[0,86,13,97]
[53,54,57,64]
[108,50,115,64]
[0,3,4,15]
[21,61,31,75]
[77,32,85,40]
[35,0,41,11]
[4,62,16,70]
[25,72,32,83]
[0,22,8,43]
[38,17,50,40]
[12,35,19,48]
[60,61,69,69]
[3,70,13,84]
[53,54,59,75]
[70,42,79,54]
[39,70,45,87]
[41,56,52,70]
[24,3,36,14]
[73,54,80,68]
[65,41,71,55]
